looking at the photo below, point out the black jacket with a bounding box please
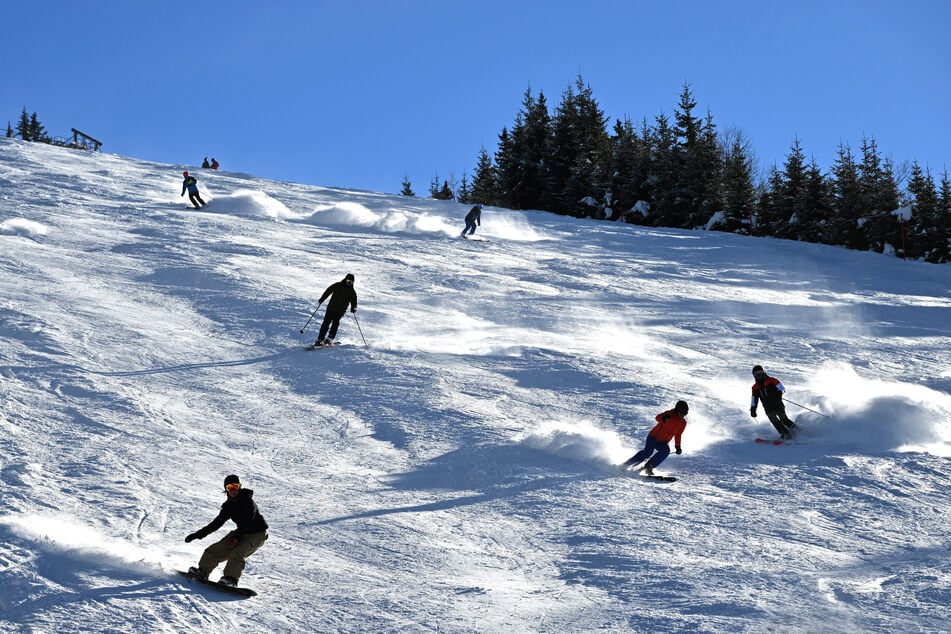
[320,280,358,314]
[465,206,481,224]
[193,488,269,539]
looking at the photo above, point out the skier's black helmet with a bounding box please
[675,400,689,416]
[344,273,355,282]
[224,474,241,489]
[752,365,764,375]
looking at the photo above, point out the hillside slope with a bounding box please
[1,139,950,632]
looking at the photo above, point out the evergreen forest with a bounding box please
[429,77,951,263]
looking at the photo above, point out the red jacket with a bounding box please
[648,409,687,446]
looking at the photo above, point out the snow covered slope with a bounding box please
[1,138,949,632]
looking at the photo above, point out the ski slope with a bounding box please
[1,138,950,633]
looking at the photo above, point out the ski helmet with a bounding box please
[183,171,189,177]
[675,400,689,416]
[223,474,240,488]
[344,273,355,282]
[752,365,764,375]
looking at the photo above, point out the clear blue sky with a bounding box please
[4,0,949,196]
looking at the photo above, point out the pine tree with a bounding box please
[606,117,650,222]
[494,87,553,211]
[857,136,902,254]
[829,143,863,247]
[717,131,756,233]
[755,165,785,236]
[549,75,609,217]
[5,122,12,138]
[16,107,30,141]
[494,127,517,208]
[668,83,717,228]
[906,162,947,262]
[645,113,679,227]
[399,175,415,197]
[795,159,832,244]
[763,137,809,239]
[29,112,48,142]
[456,171,472,204]
[470,147,498,206]
[437,180,454,200]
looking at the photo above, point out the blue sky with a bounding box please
[4,0,949,196]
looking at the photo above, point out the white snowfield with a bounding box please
[1,138,949,633]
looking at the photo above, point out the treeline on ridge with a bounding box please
[417,77,950,263]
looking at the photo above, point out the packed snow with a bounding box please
[1,138,949,633]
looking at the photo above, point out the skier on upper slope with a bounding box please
[750,364,798,440]
[185,474,269,587]
[620,400,689,475]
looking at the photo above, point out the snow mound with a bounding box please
[305,201,457,235]
[209,188,295,219]
[1,218,48,238]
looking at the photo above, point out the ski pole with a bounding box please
[785,398,828,418]
[299,304,321,334]
[351,312,368,347]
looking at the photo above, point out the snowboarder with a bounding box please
[210,157,219,170]
[461,204,482,237]
[314,273,358,346]
[201,157,210,168]
[180,171,206,209]
[185,474,269,587]
[750,365,798,439]
[621,400,689,475]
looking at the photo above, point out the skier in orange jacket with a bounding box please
[621,400,688,475]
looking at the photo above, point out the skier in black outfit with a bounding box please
[185,474,269,586]
[749,364,798,439]
[314,273,358,346]
[461,204,482,237]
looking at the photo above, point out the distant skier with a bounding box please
[461,204,482,237]
[185,474,269,587]
[313,273,358,346]
[621,400,689,475]
[181,171,206,209]
[210,157,219,170]
[750,365,798,439]
[201,157,210,168]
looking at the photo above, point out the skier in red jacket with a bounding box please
[621,401,688,475]
[750,364,798,439]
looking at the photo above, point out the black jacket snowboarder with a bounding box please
[185,475,269,586]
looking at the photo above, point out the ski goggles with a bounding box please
[225,483,241,492]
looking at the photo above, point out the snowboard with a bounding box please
[461,236,489,242]
[178,570,257,597]
[755,438,786,445]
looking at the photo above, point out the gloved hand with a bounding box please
[180,193,184,197]
[227,536,239,548]
[675,446,682,455]
[351,309,356,314]
[750,407,757,418]
[185,532,199,543]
